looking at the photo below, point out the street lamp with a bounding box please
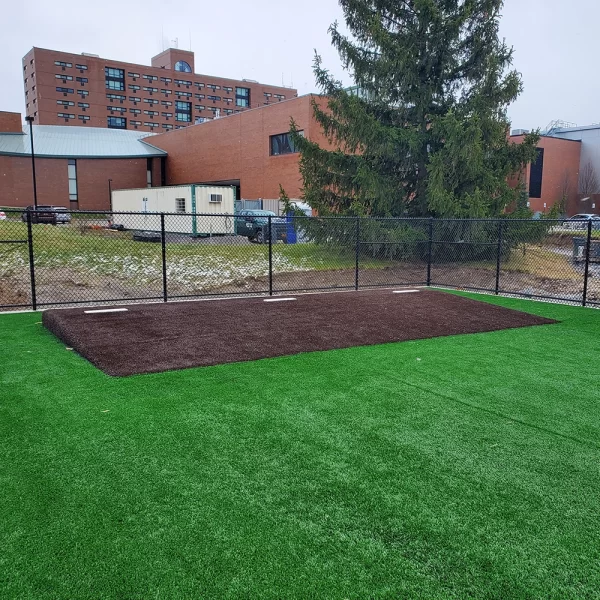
[24,116,38,209]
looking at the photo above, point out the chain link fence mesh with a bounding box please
[1,209,599,310]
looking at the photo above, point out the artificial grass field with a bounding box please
[1,291,600,599]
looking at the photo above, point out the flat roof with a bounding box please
[0,125,167,158]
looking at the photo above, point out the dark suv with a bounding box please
[21,205,71,225]
[234,210,287,243]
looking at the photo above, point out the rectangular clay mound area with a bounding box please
[42,289,556,377]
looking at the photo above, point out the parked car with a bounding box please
[562,214,600,230]
[21,205,71,225]
[234,209,287,243]
[0,211,6,220]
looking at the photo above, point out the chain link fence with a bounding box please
[1,209,599,310]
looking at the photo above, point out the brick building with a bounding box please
[146,94,329,202]
[0,111,166,210]
[23,47,296,134]
[509,134,582,215]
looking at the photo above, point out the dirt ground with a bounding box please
[2,262,598,310]
[42,288,555,376]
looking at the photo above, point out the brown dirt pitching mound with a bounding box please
[42,289,556,377]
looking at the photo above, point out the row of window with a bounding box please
[55,60,88,71]
[57,87,89,98]
[57,113,90,123]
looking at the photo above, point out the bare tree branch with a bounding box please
[579,161,599,196]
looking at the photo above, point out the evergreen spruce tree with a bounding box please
[293,0,539,218]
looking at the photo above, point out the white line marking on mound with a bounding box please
[392,290,420,294]
[84,308,129,314]
[263,298,297,303]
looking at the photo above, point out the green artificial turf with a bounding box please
[1,292,600,599]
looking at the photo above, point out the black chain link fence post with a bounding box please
[426,217,434,286]
[495,219,503,295]
[355,216,360,291]
[26,210,37,311]
[582,218,593,307]
[160,213,168,302]
[268,216,273,296]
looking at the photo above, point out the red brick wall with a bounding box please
[0,155,149,210]
[149,95,321,200]
[0,112,22,133]
[509,135,581,214]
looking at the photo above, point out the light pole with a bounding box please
[24,116,38,209]
[108,178,113,211]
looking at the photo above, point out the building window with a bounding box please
[195,105,205,111]
[224,98,233,105]
[235,87,250,107]
[223,86,233,94]
[175,101,192,122]
[174,61,192,73]
[195,93,205,100]
[143,74,158,82]
[67,159,78,201]
[107,116,126,129]
[224,109,233,115]
[130,120,141,128]
[56,100,75,107]
[108,106,127,113]
[147,158,153,187]
[529,148,544,199]
[209,194,222,203]
[177,91,192,99]
[76,77,88,85]
[161,112,173,119]
[270,131,303,156]
[106,93,126,102]
[144,122,159,129]
[57,113,75,121]
[207,84,221,92]
[274,94,286,101]
[128,72,140,79]
[174,79,192,87]
[143,110,159,117]
[130,108,141,115]
[175,198,186,212]
[206,95,221,103]
[144,98,159,105]
[105,67,125,90]
[161,100,172,107]
[77,90,89,97]
[56,87,74,95]
[78,102,90,110]
[55,74,73,81]
[143,86,158,94]
[195,116,209,124]
[129,84,140,91]
[76,64,88,71]
[160,77,172,84]
[78,115,90,123]
[161,89,172,96]
[162,123,173,130]
[55,60,72,68]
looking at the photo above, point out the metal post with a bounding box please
[25,116,38,209]
[108,178,113,211]
[26,211,37,310]
[268,216,273,296]
[495,220,503,295]
[582,219,593,307]
[355,216,360,291]
[426,217,434,286]
[160,213,168,302]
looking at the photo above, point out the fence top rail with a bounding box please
[0,208,588,224]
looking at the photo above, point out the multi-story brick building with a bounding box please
[22,47,297,134]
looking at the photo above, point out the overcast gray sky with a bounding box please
[1,0,596,130]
